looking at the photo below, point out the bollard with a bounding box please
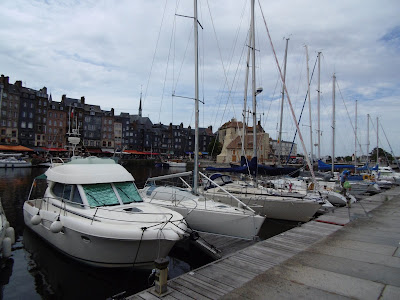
[154,257,169,296]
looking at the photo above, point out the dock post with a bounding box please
[154,257,169,296]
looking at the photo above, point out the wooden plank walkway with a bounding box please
[128,187,400,300]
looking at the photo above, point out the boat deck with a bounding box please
[128,187,400,299]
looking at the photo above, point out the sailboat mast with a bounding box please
[367,114,370,163]
[376,117,379,164]
[251,0,257,159]
[193,0,199,193]
[332,73,336,174]
[278,38,289,166]
[354,100,357,169]
[242,27,252,158]
[306,45,313,165]
[317,52,321,160]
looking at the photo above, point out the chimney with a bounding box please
[81,96,85,104]
[61,94,66,103]
[15,80,22,89]
[1,75,9,88]
[111,108,114,116]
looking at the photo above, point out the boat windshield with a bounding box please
[83,183,119,207]
[114,182,143,204]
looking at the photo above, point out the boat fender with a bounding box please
[50,217,63,233]
[31,213,42,225]
[2,237,12,258]
[362,174,370,180]
[190,231,200,241]
[5,227,15,244]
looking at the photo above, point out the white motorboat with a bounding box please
[166,160,187,168]
[23,156,187,268]
[140,171,266,240]
[0,156,32,168]
[1,200,15,258]
[201,174,327,222]
[373,166,400,184]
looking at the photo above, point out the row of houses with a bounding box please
[0,74,214,156]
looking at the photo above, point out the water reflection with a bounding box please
[23,228,153,299]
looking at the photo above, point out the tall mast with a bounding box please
[242,27,252,158]
[376,117,379,164]
[278,38,289,166]
[367,114,370,163]
[306,45,313,165]
[251,0,257,160]
[331,73,336,173]
[317,52,321,160]
[193,0,199,193]
[354,100,357,168]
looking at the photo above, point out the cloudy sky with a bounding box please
[1,0,399,157]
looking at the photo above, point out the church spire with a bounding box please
[138,86,142,117]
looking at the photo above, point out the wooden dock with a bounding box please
[128,187,400,300]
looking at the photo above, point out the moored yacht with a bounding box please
[202,173,327,222]
[140,171,266,240]
[23,156,187,268]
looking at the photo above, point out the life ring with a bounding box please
[362,174,371,180]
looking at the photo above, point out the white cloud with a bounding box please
[1,0,399,157]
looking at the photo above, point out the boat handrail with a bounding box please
[144,187,198,212]
[29,196,178,226]
[199,171,255,213]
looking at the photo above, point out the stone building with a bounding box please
[216,118,270,164]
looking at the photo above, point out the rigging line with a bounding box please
[380,120,399,168]
[158,9,177,124]
[206,0,248,128]
[285,55,318,164]
[143,0,168,106]
[336,81,365,157]
[369,117,392,165]
[173,26,193,93]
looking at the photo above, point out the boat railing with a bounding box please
[144,187,199,213]
[199,172,255,213]
[30,196,179,228]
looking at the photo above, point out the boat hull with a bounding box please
[141,186,265,240]
[204,192,321,222]
[23,204,179,268]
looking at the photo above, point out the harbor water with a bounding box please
[0,164,295,299]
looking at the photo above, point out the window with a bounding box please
[114,182,142,204]
[21,121,26,128]
[71,186,83,205]
[83,183,119,207]
[52,183,72,200]
[28,122,33,129]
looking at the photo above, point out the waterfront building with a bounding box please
[47,100,67,148]
[101,108,115,150]
[83,104,102,149]
[270,139,298,162]
[0,76,20,145]
[34,87,48,147]
[217,118,270,164]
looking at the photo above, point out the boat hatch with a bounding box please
[124,207,143,213]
